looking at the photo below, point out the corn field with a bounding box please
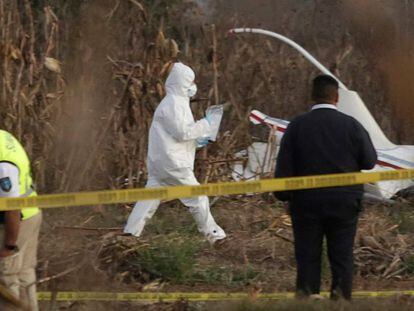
[0,0,413,195]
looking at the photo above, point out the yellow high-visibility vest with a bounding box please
[0,130,39,219]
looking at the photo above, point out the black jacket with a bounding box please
[274,106,377,201]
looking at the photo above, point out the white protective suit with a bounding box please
[124,62,226,244]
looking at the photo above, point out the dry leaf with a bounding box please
[44,6,59,22]
[9,46,21,60]
[168,39,180,58]
[129,0,145,14]
[142,279,162,291]
[44,57,61,73]
[159,62,174,78]
[361,236,383,249]
[156,82,164,98]
[156,30,166,48]
[46,93,58,99]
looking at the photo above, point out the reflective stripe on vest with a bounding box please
[21,188,34,197]
[0,130,40,220]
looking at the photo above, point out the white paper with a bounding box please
[205,105,223,141]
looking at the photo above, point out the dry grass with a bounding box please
[355,204,414,280]
[36,197,414,295]
[3,0,413,194]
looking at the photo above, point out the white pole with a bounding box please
[228,28,348,90]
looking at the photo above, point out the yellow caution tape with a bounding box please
[0,169,413,211]
[36,290,414,301]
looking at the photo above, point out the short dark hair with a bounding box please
[312,75,339,102]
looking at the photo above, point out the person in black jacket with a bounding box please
[274,75,377,300]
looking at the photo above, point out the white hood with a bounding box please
[165,63,195,98]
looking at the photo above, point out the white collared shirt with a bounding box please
[311,103,338,111]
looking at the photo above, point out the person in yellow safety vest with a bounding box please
[0,130,41,310]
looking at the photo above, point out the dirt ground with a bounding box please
[36,195,414,310]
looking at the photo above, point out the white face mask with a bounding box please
[187,83,197,98]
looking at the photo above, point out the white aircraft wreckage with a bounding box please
[228,28,414,200]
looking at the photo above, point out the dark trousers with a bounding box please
[290,196,360,300]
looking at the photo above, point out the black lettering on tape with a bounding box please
[6,198,26,208]
[127,189,168,200]
[209,185,220,195]
[37,195,76,206]
[305,179,314,187]
[191,185,210,196]
[98,193,117,203]
[0,169,412,211]
[117,192,126,202]
[380,171,399,180]
[220,183,261,194]
[285,179,305,189]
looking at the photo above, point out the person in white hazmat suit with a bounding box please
[124,62,226,244]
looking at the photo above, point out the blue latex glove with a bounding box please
[196,137,210,148]
[204,113,212,125]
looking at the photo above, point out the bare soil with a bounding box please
[37,195,414,310]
